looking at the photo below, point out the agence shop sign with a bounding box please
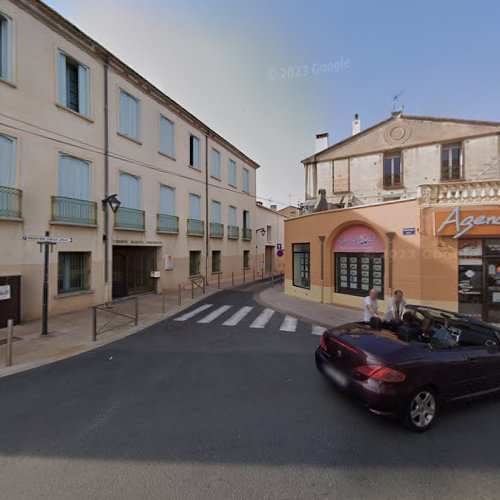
[435,207,500,239]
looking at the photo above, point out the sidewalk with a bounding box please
[256,285,361,328]
[0,282,234,379]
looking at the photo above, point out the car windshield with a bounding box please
[429,326,459,349]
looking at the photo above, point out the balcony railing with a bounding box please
[210,222,224,238]
[418,179,500,206]
[242,227,252,241]
[227,225,239,240]
[115,207,145,230]
[157,213,179,234]
[187,218,204,236]
[0,186,22,219]
[51,196,97,225]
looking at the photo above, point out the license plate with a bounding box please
[323,364,348,388]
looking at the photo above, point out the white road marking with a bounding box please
[174,304,213,321]
[223,306,254,326]
[312,325,326,336]
[197,305,232,323]
[280,315,298,332]
[250,308,275,328]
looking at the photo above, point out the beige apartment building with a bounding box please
[0,0,279,325]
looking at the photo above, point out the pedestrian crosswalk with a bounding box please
[174,303,327,336]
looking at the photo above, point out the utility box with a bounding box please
[0,275,21,329]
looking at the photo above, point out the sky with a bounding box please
[44,0,500,208]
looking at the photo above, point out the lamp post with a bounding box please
[255,227,266,274]
[102,194,121,302]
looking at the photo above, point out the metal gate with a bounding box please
[0,275,21,328]
[112,246,157,299]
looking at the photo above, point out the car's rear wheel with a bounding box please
[402,388,438,432]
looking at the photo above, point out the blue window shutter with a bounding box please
[160,116,175,157]
[78,64,90,117]
[160,185,175,215]
[57,50,67,106]
[58,155,91,200]
[189,194,201,220]
[120,91,139,140]
[193,137,200,168]
[229,206,237,226]
[119,172,141,209]
[243,168,250,192]
[211,149,220,178]
[0,135,15,187]
[229,160,236,186]
[0,15,12,80]
[211,201,221,223]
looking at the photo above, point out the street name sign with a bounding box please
[21,235,73,243]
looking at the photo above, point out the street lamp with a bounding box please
[256,227,266,236]
[102,194,121,213]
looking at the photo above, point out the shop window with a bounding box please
[293,243,310,289]
[441,143,462,181]
[58,252,90,294]
[212,250,221,273]
[383,152,402,188]
[335,253,384,297]
[485,239,500,256]
[189,250,201,277]
[243,250,250,269]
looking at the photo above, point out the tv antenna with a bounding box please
[392,90,404,112]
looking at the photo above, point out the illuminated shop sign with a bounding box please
[333,225,384,253]
[435,207,500,239]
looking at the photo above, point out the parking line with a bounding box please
[223,306,254,326]
[250,308,275,328]
[197,305,232,324]
[174,304,213,321]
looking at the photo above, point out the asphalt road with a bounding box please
[1,284,500,500]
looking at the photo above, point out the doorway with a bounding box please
[265,245,274,273]
[485,257,500,323]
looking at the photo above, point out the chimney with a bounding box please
[315,132,329,153]
[313,189,329,212]
[352,113,361,135]
[270,204,277,211]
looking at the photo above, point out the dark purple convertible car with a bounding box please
[315,305,500,431]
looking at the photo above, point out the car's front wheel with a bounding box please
[402,388,438,432]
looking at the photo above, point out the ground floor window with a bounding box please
[212,250,221,273]
[58,252,90,294]
[189,251,201,276]
[243,250,250,269]
[293,243,310,289]
[335,253,384,297]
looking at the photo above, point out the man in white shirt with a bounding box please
[363,288,383,322]
[385,289,406,323]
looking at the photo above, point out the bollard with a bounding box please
[92,307,97,342]
[243,268,246,283]
[253,268,256,282]
[134,296,139,326]
[178,284,182,306]
[231,272,234,286]
[162,289,166,314]
[6,319,13,367]
[217,273,220,289]
[271,273,274,288]
[261,267,264,280]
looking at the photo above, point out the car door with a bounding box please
[462,338,500,394]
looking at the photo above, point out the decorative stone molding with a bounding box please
[418,180,500,206]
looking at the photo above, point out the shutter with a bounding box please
[212,149,220,178]
[243,168,249,192]
[57,50,67,106]
[193,137,200,167]
[229,206,237,226]
[229,160,236,185]
[58,155,91,200]
[0,135,15,187]
[211,201,221,223]
[160,185,175,215]
[1,15,12,79]
[160,116,174,157]
[189,194,201,220]
[78,64,90,117]
[119,172,141,209]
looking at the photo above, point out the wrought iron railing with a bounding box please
[51,196,97,225]
[0,186,22,219]
[157,213,179,234]
[242,227,252,240]
[210,222,224,238]
[228,225,239,239]
[418,180,500,206]
[115,207,145,230]
[187,219,204,236]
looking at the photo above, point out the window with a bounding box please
[119,90,140,140]
[189,250,201,276]
[160,185,176,215]
[243,250,250,269]
[189,193,201,220]
[58,154,91,200]
[119,172,141,209]
[228,160,237,187]
[58,252,90,294]
[211,148,221,179]
[267,225,272,243]
[293,243,310,289]
[212,250,221,273]
[441,143,462,181]
[0,134,15,187]
[228,206,237,226]
[242,168,250,193]
[335,253,384,297]
[0,13,12,80]
[159,115,175,158]
[57,50,90,117]
[190,135,200,169]
[211,200,221,223]
[383,152,402,188]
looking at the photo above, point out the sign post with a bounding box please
[22,232,73,335]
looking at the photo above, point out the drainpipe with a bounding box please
[103,58,110,301]
[319,235,325,303]
[385,232,396,296]
[205,133,209,284]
